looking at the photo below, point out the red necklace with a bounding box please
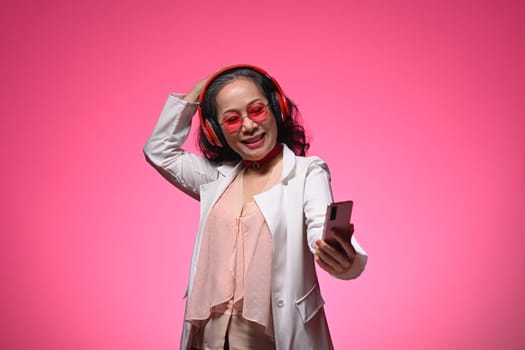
[243,144,283,170]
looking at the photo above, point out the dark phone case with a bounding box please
[322,200,353,250]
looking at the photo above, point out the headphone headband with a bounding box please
[197,64,289,147]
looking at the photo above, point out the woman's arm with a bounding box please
[302,158,368,280]
[143,88,218,200]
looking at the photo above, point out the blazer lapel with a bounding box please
[254,145,296,237]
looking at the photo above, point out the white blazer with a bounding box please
[144,94,368,350]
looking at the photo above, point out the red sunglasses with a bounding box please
[219,102,270,133]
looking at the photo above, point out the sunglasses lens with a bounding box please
[247,103,268,122]
[222,114,242,132]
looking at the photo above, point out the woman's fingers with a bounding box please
[315,239,352,275]
[332,224,356,260]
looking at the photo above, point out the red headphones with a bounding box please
[197,64,290,148]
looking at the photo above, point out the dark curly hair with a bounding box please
[198,68,309,163]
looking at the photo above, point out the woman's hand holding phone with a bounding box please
[315,223,357,276]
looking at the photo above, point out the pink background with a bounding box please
[1,0,524,349]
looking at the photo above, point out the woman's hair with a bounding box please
[198,68,309,163]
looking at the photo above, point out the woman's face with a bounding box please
[215,77,278,161]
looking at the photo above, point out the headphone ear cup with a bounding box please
[204,119,222,147]
[198,106,223,148]
[271,91,289,123]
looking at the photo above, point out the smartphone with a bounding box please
[322,200,353,250]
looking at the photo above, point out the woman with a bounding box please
[144,65,367,350]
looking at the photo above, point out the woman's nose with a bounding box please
[241,115,258,132]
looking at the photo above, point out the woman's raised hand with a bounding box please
[183,75,211,103]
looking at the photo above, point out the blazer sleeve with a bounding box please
[303,157,334,251]
[143,94,219,200]
[303,157,368,280]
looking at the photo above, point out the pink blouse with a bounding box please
[185,168,279,337]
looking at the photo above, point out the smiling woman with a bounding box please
[143,65,368,350]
